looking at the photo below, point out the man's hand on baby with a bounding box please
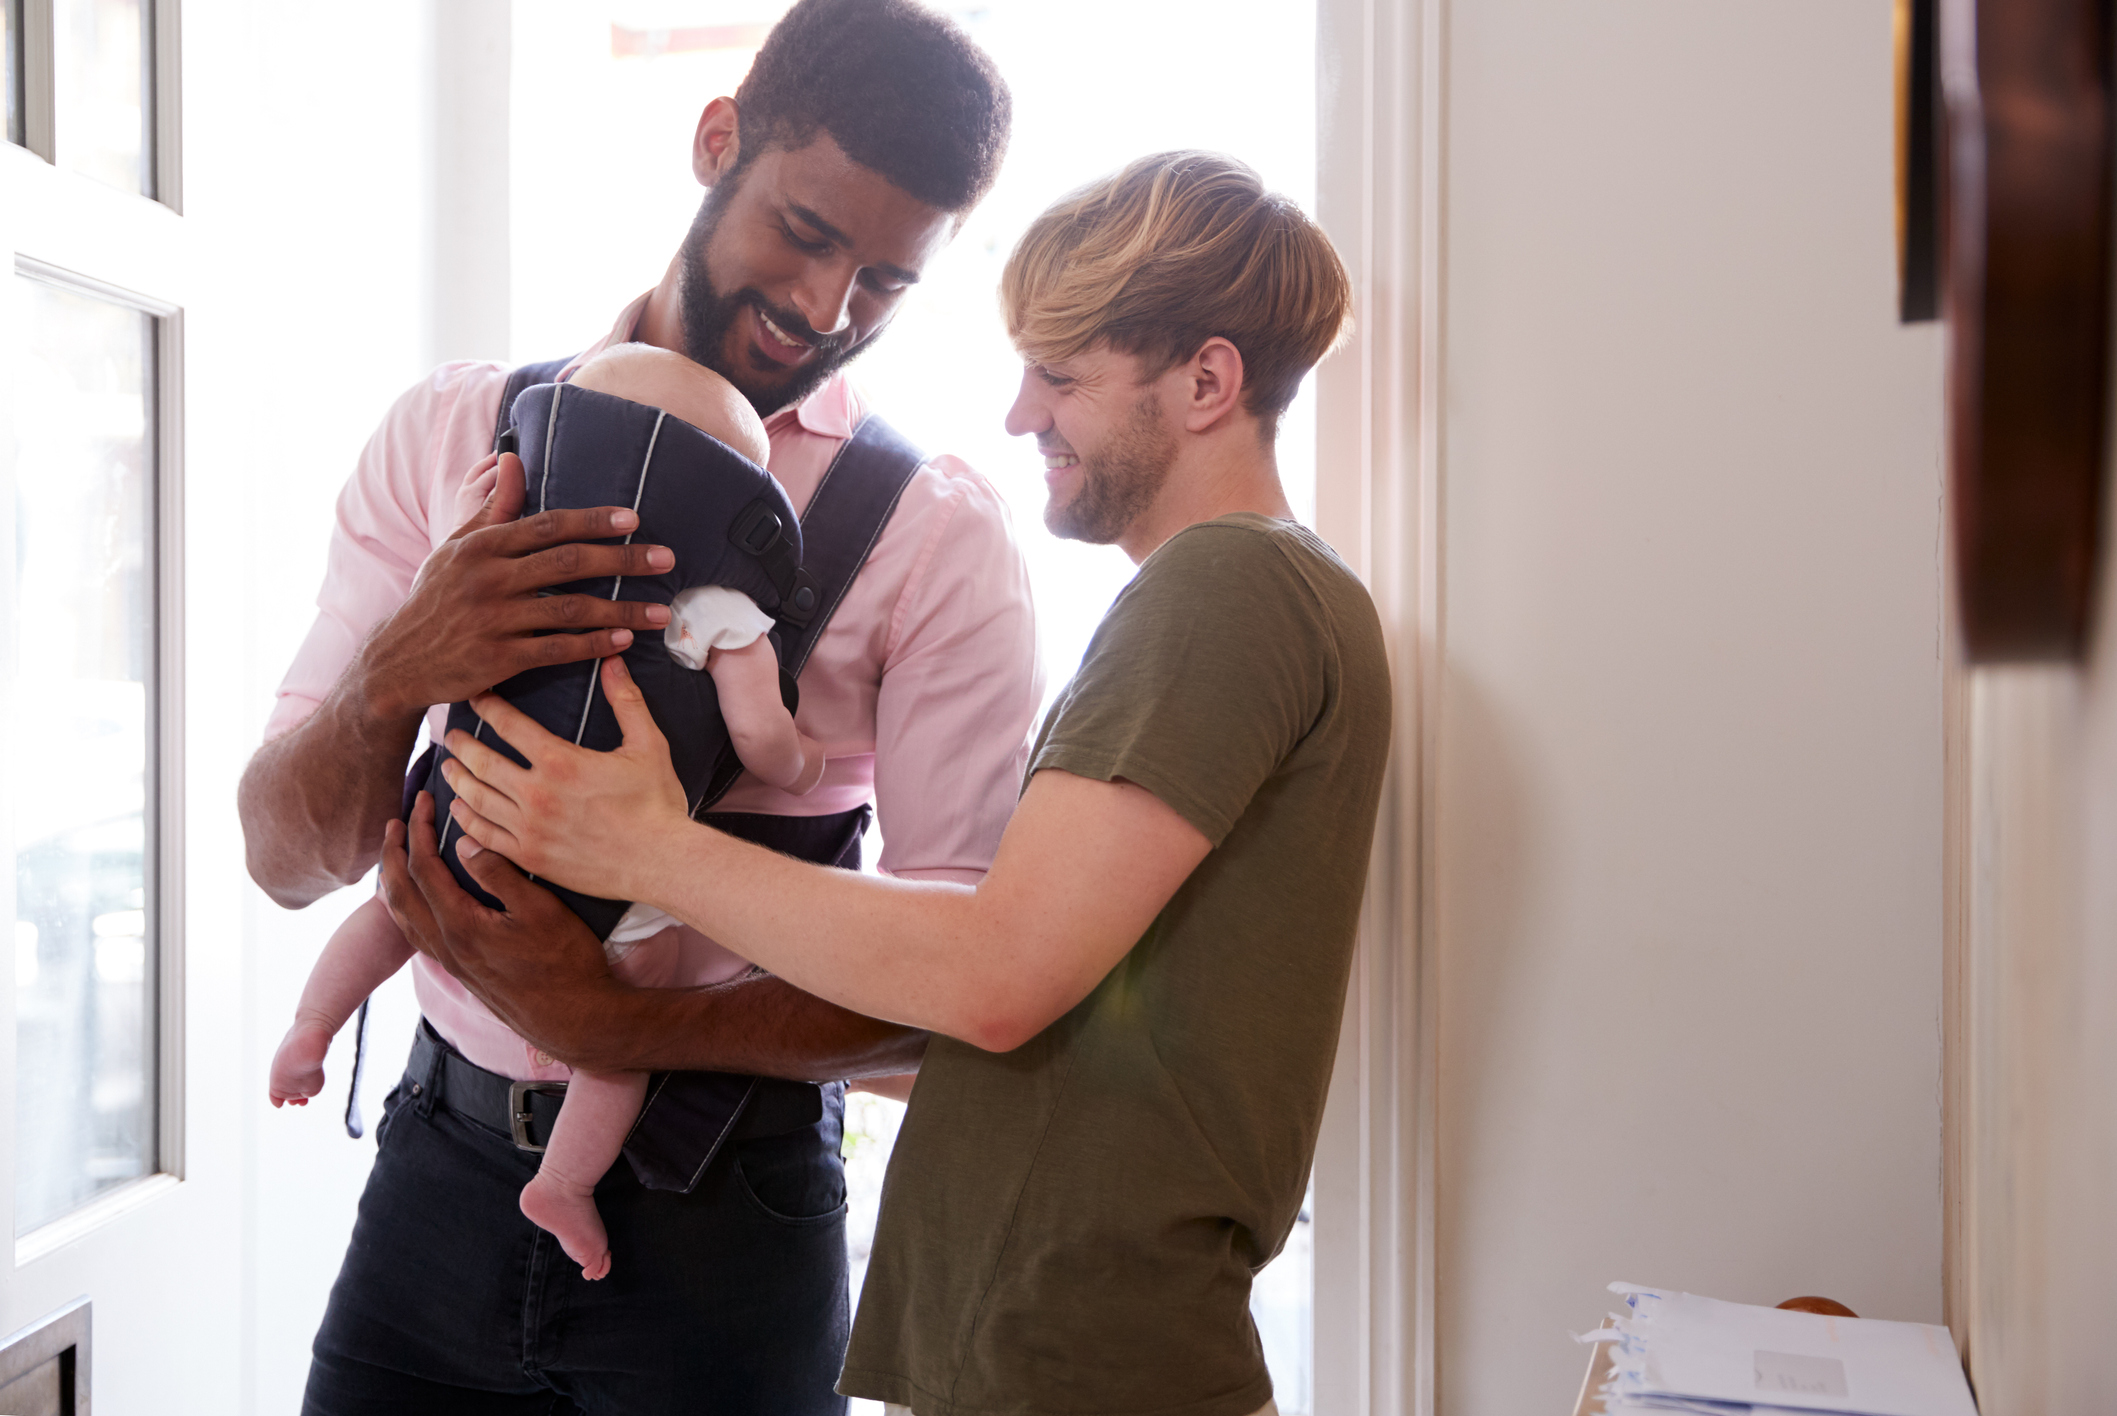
[355,452,679,721]
[382,794,622,1061]
[440,656,693,905]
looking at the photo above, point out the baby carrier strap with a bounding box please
[775,413,927,675]
[688,410,928,816]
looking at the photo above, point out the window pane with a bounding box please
[56,0,151,195]
[12,273,158,1236]
[4,0,21,149]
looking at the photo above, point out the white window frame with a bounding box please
[10,0,182,209]
[1310,0,1441,1411]
[1,0,185,1267]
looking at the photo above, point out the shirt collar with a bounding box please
[774,372,860,440]
[568,291,860,440]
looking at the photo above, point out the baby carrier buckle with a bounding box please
[509,1080,569,1152]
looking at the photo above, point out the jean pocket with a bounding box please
[732,1135,847,1227]
[372,1079,406,1149]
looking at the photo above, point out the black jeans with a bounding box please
[302,1041,851,1415]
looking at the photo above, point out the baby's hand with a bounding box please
[449,453,505,534]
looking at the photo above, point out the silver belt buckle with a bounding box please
[509,1080,569,1153]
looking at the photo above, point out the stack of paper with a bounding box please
[1575,1284,1977,1416]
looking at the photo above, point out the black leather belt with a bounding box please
[405,1020,830,1193]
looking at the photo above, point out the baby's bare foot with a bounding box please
[269,1018,335,1107]
[521,1172,612,1280]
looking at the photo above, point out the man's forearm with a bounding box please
[239,670,423,909]
[540,971,928,1080]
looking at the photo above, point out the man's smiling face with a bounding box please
[1005,345,1179,547]
[678,127,959,416]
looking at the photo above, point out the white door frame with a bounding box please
[1311,0,1444,1412]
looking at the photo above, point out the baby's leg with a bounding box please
[710,637,825,793]
[519,1069,649,1281]
[269,895,416,1107]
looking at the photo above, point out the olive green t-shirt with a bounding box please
[841,514,1392,1416]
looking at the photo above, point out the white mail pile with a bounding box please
[1576,1284,1977,1416]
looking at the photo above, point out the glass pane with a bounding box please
[55,0,151,195]
[4,0,21,149]
[12,273,158,1235]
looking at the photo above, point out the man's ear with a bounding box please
[693,96,742,187]
[1181,337,1249,434]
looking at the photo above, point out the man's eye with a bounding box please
[1036,369,1073,389]
[780,221,830,255]
[859,271,907,296]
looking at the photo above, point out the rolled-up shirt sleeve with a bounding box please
[263,363,500,741]
[871,458,1043,885]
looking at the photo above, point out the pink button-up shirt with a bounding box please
[267,296,1042,1080]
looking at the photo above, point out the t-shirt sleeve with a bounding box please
[1030,523,1327,847]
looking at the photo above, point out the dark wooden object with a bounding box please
[1777,1295,1860,1317]
[1899,0,1942,323]
[1943,0,2113,661]
[0,1298,90,1416]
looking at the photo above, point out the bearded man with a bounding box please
[237,2,1037,1410]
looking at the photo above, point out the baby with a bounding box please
[268,344,821,1281]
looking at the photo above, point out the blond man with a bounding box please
[388,152,1393,1416]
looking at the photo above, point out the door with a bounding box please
[0,2,243,1408]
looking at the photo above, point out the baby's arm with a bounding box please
[708,638,825,795]
[269,895,417,1105]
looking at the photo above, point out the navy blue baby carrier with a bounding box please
[423,376,805,936]
[344,355,924,1194]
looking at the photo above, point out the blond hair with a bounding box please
[1001,151,1352,432]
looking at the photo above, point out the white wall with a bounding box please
[1431,3,1944,1410]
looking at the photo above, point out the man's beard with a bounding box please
[675,183,879,417]
[1045,390,1177,544]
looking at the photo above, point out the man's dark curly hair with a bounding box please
[731,0,1010,212]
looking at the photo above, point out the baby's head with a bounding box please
[569,344,772,467]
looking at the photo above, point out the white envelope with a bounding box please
[1605,1285,1977,1416]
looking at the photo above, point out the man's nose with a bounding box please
[1004,373,1049,437]
[791,263,857,338]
